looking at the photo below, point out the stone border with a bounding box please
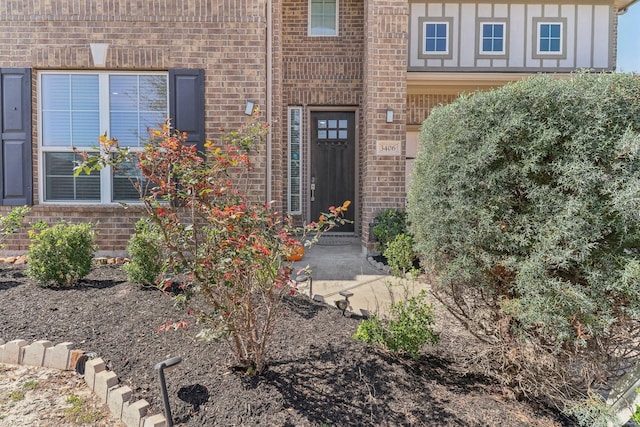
[0,338,167,427]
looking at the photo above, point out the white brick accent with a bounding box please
[22,340,53,367]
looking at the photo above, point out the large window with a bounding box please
[40,72,168,203]
[309,0,337,36]
[480,22,506,54]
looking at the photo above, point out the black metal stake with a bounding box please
[154,356,182,427]
[295,274,313,299]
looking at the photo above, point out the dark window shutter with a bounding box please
[169,69,205,154]
[0,68,32,206]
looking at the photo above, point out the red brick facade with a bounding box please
[0,1,269,255]
[361,0,408,245]
[0,0,627,254]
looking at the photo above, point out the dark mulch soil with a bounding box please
[0,264,575,426]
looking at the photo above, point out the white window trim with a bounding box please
[479,22,506,55]
[287,107,303,215]
[533,19,566,58]
[37,70,169,205]
[424,21,449,55]
[308,0,339,37]
[418,17,454,60]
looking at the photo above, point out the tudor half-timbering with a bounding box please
[0,0,635,254]
[408,2,618,72]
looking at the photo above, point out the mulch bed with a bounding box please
[0,263,575,426]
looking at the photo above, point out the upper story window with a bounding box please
[533,18,566,58]
[39,72,168,203]
[425,22,448,53]
[480,22,506,54]
[309,0,338,36]
[419,17,453,59]
[539,23,561,53]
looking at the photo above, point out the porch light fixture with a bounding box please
[245,100,255,116]
[386,108,394,123]
[90,43,109,67]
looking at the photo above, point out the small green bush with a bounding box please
[383,233,418,277]
[0,206,30,249]
[123,218,163,287]
[354,290,439,359]
[632,389,640,424]
[26,222,96,287]
[372,208,407,251]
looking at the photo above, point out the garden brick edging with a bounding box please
[0,338,167,427]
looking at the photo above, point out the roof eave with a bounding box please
[617,0,639,13]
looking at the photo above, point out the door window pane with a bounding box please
[288,107,302,214]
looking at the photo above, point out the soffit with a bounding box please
[406,72,575,95]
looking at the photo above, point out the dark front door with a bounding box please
[310,111,355,233]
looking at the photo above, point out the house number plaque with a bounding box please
[376,140,401,156]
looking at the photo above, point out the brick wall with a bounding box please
[361,0,408,246]
[407,93,459,126]
[0,0,268,253]
[279,0,366,227]
[0,205,145,256]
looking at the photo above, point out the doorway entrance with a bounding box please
[310,111,356,233]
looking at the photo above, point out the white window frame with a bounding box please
[479,22,506,55]
[38,70,169,205]
[287,107,303,215]
[533,18,566,58]
[308,0,338,36]
[418,18,453,59]
[424,22,449,54]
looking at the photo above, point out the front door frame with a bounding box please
[306,106,359,236]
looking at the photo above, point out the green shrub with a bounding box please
[26,222,96,287]
[407,72,640,417]
[0,206,30,249]
[633,406,640,424]
[123,218,163,287]
[372,208,407,250]
[383,233,418,277]
[354,290,439,359]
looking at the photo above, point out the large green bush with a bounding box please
[26,222,97,287]
[408,73,640,419]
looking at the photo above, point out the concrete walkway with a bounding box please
[290,239,426,317]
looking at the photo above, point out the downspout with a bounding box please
[266,0,273,203]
